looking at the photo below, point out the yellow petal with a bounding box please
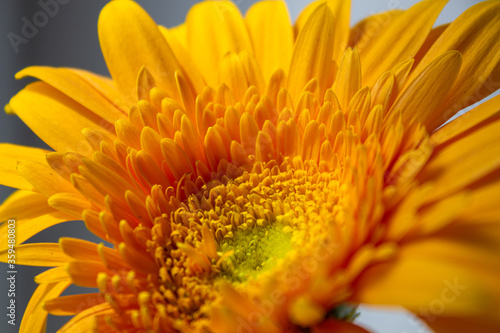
[118,241,157,275]
[413,23,450,68]
[218,52,248,102]
[161,138,195,179]
[360,0,448,87]
[20,282,70,333]
[177,242,211,274]
[348,10,404,52]
[245,1,294,81]
[301,120,321,162]
[7,82,103,155]
[386,50,462,131]
[35,266,70,284]
[0,212,72,251]
[125,189,152,226]
[136,65,157,101]
[333,48,362,110]
[390,59,414,98]
[416,192,469,235]
[158,25,206,94]
[66,261,110,288]
[255,131,275,162]
[288,4,335,101]
[239,112,259,156]
[230,140,250,166]
[59,237,100,262]
[175,70,197,121]
[169,23,187,49]
[17,160,78,197]
[370,71,394,114]
[353,235,499,317]
[186,1,253,87]
[98,0,181,100]
[204,127,229,171]
[115,119,141,150]
[459,180,500,224]
[0,144,50,191]
[135,151,171,190]
[45,152,76,184]
[79,158,138,205]
[0,190,54,221]
[16,66,125,123]
[347,87,371,127]
[201,224,218,261]
[432,93,500,146]
[408,225,500,275]
[48,193,92,218]
[289,295,325,327]
[239,50,266,96]
[420,120,500,202]
[71,68,129,112]
[0,243,70,266]
[410,1,500,123]
[44,293,105,316]
[59,303,113,332]
[83,209,107,242]
[298,0,351,65]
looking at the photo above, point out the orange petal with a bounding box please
[432,94,500,147]
[20,282,70,333]
[348,10,403,52]
[17,160,78,197]
[186,1,253,87]
[420,120,500,201]
[288,4,335,101]
[360,0,448,87]
[410,1,500,124]
[0,212,72,251]
[44,293,106,316]
[98,0,181,101]
[0,243,70,266]
[386,50,462,131]
[295,0,351,64]
[333,48,362,110]
[245,1,294,81]
[16,66,125,123]
[0,190,54,221]
[59,303,114,332]
[7,82,104,155]
[353,225,500,317]
[0,144,50,191]
[158,25,206,94]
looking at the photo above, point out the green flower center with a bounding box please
[219,223,294,282]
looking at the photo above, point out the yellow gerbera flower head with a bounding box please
[1,0,500,332]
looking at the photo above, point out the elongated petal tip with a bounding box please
[4,103,13,114]
[98,0,181,101]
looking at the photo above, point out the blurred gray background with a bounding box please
[0,0,489,332]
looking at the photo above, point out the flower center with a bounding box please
[219,222,293,282]
[149,156,348,327]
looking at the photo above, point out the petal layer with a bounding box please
[98,0,182,100]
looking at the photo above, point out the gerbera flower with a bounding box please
[1,0,500,331]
